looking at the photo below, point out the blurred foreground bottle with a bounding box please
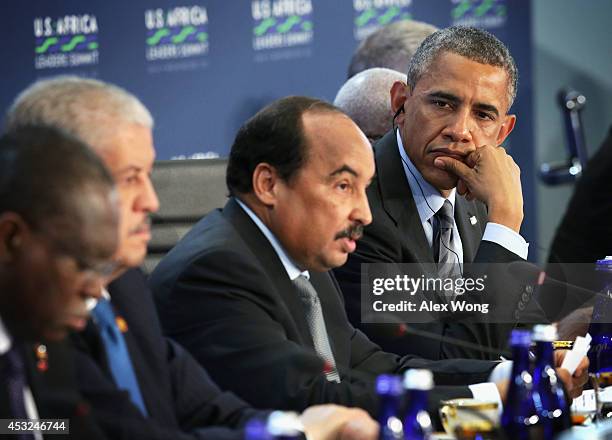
[402,369,433,440]
[501,329,541,440]
[377,374,404,439]
[244,411,304,440]
[532,325,571,438]
[588,256,612,378]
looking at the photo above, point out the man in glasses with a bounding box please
[0,125,118,438]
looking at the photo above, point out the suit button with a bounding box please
[525,285,534,294]
[521,292,530,302]
[518,301,526,311]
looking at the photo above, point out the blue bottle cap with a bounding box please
[509,329,531,346]
[245,418,271,440]
[376,374,404,396]
[596,256,612,272]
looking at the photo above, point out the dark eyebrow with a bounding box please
[428,91,461,105]
[473,102,500,117]
[114,165,143,176]
[428,91,500,117]
[329,165,358,178]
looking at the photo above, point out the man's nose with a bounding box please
[441,108,474,147]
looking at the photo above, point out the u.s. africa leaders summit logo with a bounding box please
[251,0,313,51]
[145,6,209,62]
[34,14,99,70]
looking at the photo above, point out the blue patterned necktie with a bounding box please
[1,346,34,439]
[91,298,147,415]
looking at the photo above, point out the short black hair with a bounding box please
[226,96,343,196]
[407,26,518,108]
[0,125,114,231]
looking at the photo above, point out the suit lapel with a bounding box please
[454,196,486,263]
[375,131,433,262]
[222,199,315,349]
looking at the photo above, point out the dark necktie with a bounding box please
[1,346,34,439]
[433,200,461,281]
[91,298,147,415]
[292,275,341,383]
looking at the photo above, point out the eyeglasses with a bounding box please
[33,229,119,281]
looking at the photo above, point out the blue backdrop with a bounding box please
[0,0,536,246]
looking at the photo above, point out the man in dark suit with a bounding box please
[334,26,541,361]
[7,76,378,440]
[0,126,118,438]
[543,125,612,335]
[149,95,587,421]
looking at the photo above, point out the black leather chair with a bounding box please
[144,158,228,273]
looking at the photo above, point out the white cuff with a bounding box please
[482,223,529,260]
[468,382,503,414]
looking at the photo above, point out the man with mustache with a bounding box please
[334,26,539,361]
[7,77,379,440]
[0,125,118,438]
[149,96,585,423]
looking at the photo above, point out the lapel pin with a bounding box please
[115,316,129,333]
[469,216,478,226]
[35,343,48,372]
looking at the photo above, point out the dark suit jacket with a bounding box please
[149,198,498,420]
[71,269,268,440]
[0,339,106,439]
[543,125,612,320]
[333,131,534,361]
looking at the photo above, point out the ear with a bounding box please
[497,114,516,145]
[390,81,410,126]
[0,212,28,263]
[251,162,281,207]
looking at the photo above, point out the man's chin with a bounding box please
[426,170,459,192]
[116,246,147,270]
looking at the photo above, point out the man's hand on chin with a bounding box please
[433,145,523,232]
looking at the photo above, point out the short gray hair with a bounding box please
[407,26,518,109]
[348,20,438,78]
[334,67,406,143]
[5,75,153,152]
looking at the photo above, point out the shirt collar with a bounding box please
[396,129,456,223]
[0,315,11,354]
[236,198,310,281]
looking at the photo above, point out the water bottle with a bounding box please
[501,329,541,440]
[244,411,304,440]
[402,369,433,440]
[532,324,571,438]
[588,256,612,376]
[377,374,404,439]
[245,417,273,440]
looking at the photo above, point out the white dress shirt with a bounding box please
[236,198,309,281]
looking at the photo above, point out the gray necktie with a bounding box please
[433,200,461,281]
[293,275,341,383]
